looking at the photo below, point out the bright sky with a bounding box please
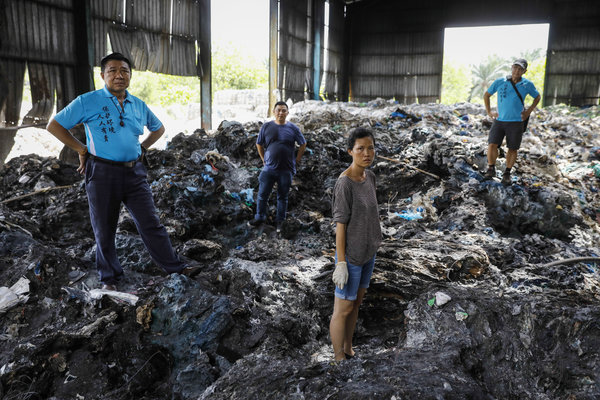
[211,0,269,60]
[444,24,550,66]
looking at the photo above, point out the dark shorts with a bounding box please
[488,120,525,150]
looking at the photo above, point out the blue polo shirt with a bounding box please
[487,76,539,122]
[54,86,162,161]
[257,121,306,174]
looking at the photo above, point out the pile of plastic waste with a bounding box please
[0,99,598,399]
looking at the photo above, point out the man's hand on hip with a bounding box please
[77,148,88,174]
[487,110,498,120]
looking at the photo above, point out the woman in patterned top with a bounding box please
[329,127,382,361]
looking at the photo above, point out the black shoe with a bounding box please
[247,218,264,227]
[501,171,512,186]
[484,166,496,180]
[344,353,354,360]
[276,221,284,233]
[180,266,201,278]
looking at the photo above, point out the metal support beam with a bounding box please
[72,0,94,96]
[56,0,94,165]
[312,0,324,100]
[341,3,352,102]
[199,0,212,130]
[269,0,279,116]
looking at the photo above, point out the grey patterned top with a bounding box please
[332,169,382,265]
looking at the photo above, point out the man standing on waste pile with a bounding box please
[248,101,307,233]
[46,52,199,291]
[483,58,540,185]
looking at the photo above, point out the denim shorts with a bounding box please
[334,255,376,301]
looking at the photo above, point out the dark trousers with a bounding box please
[255,169,293,222]
[85,158,184,284]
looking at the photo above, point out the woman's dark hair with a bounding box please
[101,52,132,72]
[347,127,376,150]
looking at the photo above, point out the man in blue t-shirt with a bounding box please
[248,101,307,232]
[46,52,198,291]
[483,58,540,185]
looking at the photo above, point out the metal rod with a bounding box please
[543,257,600,268]
[378,155,441,180]
[0,123,47,131]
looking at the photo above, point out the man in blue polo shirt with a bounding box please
[248,101,307,233]
[483,58,540,185]
[46,52,198,290]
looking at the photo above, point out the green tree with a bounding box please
[468,54,510,103]
[519,48,544,65]
[93,67,200,107]
[212,43,268,92]
[525,57,546,105]
[441,61,471,104]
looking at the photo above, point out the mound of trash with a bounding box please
[0,100,599,399]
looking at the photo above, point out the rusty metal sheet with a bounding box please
[23,62,57,124]
[126,0,165,32]
[104,0,198,76]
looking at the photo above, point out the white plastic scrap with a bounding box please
[434,291,452,306]
[0,277,30,313]
[62,286,139,306]
[89,289,138,306]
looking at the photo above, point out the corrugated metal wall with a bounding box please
[0,0,200,130]
[345,2,444,103]
[341,0,600,106]
[278,0,310,102]
[93,0,199,76]
[322,0,344,101]
[0,0,78,125]
[276,0,343,102]
[544,0,600,106]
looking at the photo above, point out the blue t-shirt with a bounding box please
[487,76,540,122]
[256,121,306,174]
[54,86,162,161]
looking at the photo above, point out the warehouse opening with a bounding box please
[441,23,549,105]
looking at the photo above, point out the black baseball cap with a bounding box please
[513,59,528,69]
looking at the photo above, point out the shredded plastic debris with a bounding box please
[0,100,598,399]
